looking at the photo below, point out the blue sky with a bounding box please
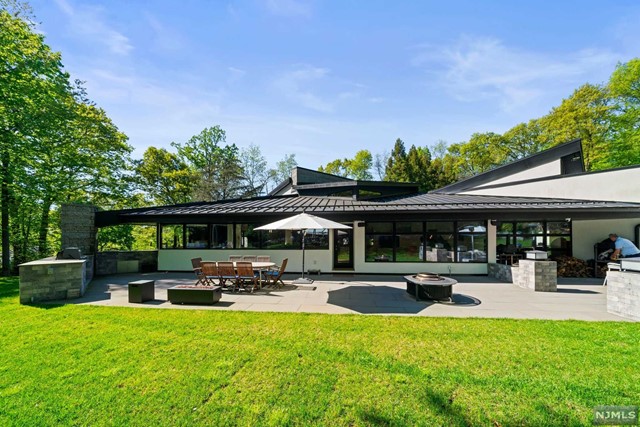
[30,0,640,168]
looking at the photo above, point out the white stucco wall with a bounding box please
[572,218,640,260]
[480,160,561,187]
[462,167,640,203]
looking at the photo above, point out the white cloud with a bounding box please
[53,0,133,56]
[273,66,333,112]
[264,0,312,18]
[144,12,186,52]
[412,36,619,112]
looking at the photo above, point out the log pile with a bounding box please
[555,256,593,277]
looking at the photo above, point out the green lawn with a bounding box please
[1,277,638,426]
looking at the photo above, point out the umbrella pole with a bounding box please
[301,229,306,279]
[293,229,313,285]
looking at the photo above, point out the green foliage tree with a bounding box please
[239,144,269,197]
[385,139,408,181]
[318,150,373,180]
[135,147,195,205]
[608,59,640,167]
[172,126,244,201]
[539,83,611,171]
[269,153,297,187]
[0,9,73,272]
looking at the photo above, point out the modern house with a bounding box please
[96,140,640,275]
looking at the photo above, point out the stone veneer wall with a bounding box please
[19,258,89,304]
[61,204,97,256]
[488,263,514,283]
[606,271,640,321]
[515,260,557,292]
[95,251,158,276]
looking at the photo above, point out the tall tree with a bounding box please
[269,153,297,186]
[608,59,640,167]
[449,132,509,178]
[539,83,611,171]
[135,146,194,205]
[172,126,244,201]
[385,138,408,181]
[239,144,269,197]
[318,150,373,180]
[0,9,72,273]
[404,146,434,191]
[373,150,389,180]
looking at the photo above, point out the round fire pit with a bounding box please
[404,272,457,301]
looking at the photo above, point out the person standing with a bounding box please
[609,233,640,259]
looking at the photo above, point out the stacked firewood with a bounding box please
[555,256,593,277]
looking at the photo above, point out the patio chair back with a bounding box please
[236,261,259,292]
[229,255,243,262]
[191,257,203,269]
[242,255,257,262]
[217,261,238,291]
[191,257,207,285]
[267,258,288,288]
[257,255,271,262]
[200,262,219,286]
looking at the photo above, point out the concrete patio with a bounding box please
[66,272,632,322]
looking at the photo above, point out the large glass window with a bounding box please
[237,224,261,248]
[211,224,232,249]
[262,230,292,249]
[366,222,394,262]
[497,220,572,259]
[186,224,208,248]
[305,229,329,249]
[365,220,485,263]
[160,224,183,249]
[424,222,454,263]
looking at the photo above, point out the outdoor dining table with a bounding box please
[204,261,276,287]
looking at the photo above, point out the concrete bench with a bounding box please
[167,286,222,305]
[128,280,155,303]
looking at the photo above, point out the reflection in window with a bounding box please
[366,235,394,262]
[397,234,422,262]
[237,224,260,248]
[186,224,208,248]
[262,230,292,249]
[211,224,231,249]
[305,229,329,249]
[161,224,183,249]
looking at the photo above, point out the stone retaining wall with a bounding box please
[488,263,514,282]
[95,251,158,276]
[606,271,640,321]
[19,258,89,304]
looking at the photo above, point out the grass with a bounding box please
[1,277,638,426]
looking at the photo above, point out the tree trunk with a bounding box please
[38,198,52,258]
[1,151,11,276]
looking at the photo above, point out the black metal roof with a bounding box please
[96,192,640,227]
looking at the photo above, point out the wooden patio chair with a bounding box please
[200,262,219,286]
[242,255,257,262]
[257,255,271,262]
[235,261,259,292]
[217,261,238,291]
[191,257,208,286]
[228,255,243,262]
[264,258,288,288]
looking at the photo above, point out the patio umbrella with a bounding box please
[255,212,352,284]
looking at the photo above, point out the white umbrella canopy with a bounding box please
[254,212,352,232]
[255,213,352,284]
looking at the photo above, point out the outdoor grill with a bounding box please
[404,272,457,301]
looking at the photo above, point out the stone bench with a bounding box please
[167,285,222,305]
